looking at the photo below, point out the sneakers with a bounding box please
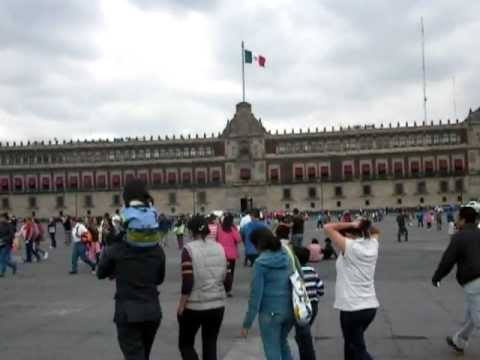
[68,271,78,275]
[446,336,464,354]
[43,252,49,260]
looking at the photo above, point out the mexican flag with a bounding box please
[244,49,266,67]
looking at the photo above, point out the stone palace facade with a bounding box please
[1,102,480,218]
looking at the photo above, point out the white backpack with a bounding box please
[283,245,313,327]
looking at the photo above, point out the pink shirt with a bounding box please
[307,244,323,262]
[216,226,241,260]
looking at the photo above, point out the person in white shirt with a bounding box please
[69,218,96,275]
[324,219,380,360]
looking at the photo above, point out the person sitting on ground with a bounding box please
[322,238,337,260]
[293,246,325,360]
[307,238,323,262]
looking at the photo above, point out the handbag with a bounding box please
[283,244,313,327]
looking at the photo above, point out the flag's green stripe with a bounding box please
[244,49,253,63]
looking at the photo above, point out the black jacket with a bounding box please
[432,224,480,286]
[97,242,166,323]
[0,221,14,247]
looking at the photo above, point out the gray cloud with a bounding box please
[0,0,479,142]
[128,0,218,12]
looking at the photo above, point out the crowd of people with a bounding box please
[1,180,479,360]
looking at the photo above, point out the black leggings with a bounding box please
[116,320,160,360]
[178,307,225,360]
[340,308,376,360]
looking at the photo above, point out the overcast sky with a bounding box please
[0,0,479,142]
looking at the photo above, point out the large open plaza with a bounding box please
[1,217,478,360]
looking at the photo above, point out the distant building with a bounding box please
[1,102,479,218]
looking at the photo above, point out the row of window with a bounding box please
[281,179,464,200]
[0,191,209,211]
[0,146,216,166]
[269,158,466,182]
[276,132,462,154]
[0,170,223,193]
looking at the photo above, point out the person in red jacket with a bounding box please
[22,218,41,263]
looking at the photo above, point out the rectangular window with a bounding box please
[363,185,371,196]
[394,161,403,176]
[361,164,371,177]
[28,196,37,209]
[211,170,221,183]
[320,166,329,179]
[197,191,207,204]
[97,175,107,188]
[1,198,10,210]
[84,195,93,208]
[439,180,449,193]
[168,192,177,205]
[455,179,464,193]
[439,159,448,174]
[56,177,64,190]
[240,168,251,181]
[335,186,343,197]
[182,172,191,184]
[394,183,404,195]
[197,171,206,184]
[377,163,387,176]
[294,167,304,181]
[69,177,78,190]
[410,161,420,176]
[425,161,434,175]
[417,181,427,194]
[14,178,23,191]
[270,168,279,182]
[454,159,464,173]
[283,188,291,200]
[343,164,353,178]
[112,175,121,188]
[0,179,9,192]
[112,194,121,207]
[56,196,65,209]
[42,178,50,191]
[307,167,316,180]
[308,187,317,198]
[167,172,177,185]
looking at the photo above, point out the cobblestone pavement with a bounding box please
[0,216,478,359]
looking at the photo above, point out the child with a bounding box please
[307,238,323,262]
[294,246,325,360]
[321,238,337,260]
[120,179,161,248]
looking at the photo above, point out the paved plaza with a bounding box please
[1,216,479,360]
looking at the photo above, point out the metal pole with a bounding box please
[242,41,245,102]
[421,17,427,123]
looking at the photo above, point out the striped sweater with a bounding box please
[302,266,325,302]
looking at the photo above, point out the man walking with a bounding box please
[432,206,480,354]
[291,208,305,247]
[0,213,17,277]
[69,218,96,274]
[396,210,408,242]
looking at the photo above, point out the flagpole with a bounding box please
[241,40,245,102]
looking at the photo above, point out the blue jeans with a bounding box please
[295,301,318,360]
[71,242,95,273]
[25,240,41,263]
[453,277,480,349]
[258,311,294,360]
[291,234,303,247]
[0,245,17,275]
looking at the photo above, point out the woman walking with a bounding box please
[178,215,231,360]
[241,227,294,360]
[324,219,380,360]
[174,217,186,249]
[216,213,241,297]
[47,217,57,249]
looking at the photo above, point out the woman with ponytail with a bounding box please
[324,219,380,360]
